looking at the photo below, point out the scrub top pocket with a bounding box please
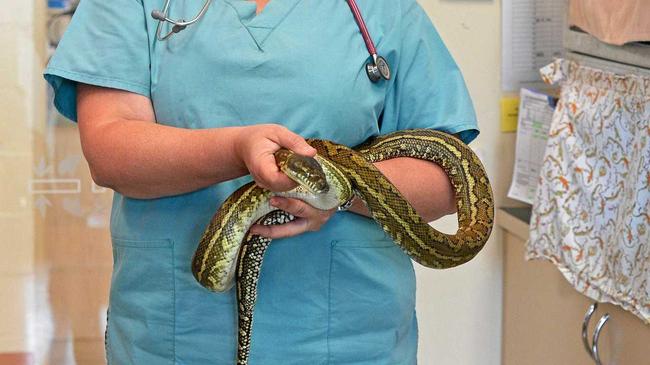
[328,239,417,365]
[108,238,175,365]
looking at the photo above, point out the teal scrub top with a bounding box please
[44,0,479,364]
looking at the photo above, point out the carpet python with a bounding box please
[191,129,494,364]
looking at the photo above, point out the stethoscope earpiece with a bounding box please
[151,10,166,21]
[172,24,187,34]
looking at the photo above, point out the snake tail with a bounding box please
[236,210,295,365]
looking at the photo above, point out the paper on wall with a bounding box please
[507,88,555,204]
[501,0,565,91]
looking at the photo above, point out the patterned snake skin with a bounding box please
[192,129,494,364]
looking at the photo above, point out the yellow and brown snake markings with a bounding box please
[192,129,494,365]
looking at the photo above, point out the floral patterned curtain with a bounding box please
[528,59,650,323]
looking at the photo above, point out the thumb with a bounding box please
[274,128,316,157]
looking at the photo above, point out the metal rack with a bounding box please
[564,26,650,71]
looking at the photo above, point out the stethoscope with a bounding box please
[151,0,391,82]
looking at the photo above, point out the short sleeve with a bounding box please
[380,0,479,144]
[43,0,151,122]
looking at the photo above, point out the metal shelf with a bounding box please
[564,27,650,72]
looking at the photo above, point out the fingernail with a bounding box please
[270,197,282,207]
[301,146,316,156]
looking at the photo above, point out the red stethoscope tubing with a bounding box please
[345,0,377,56]
[345,0,390,82]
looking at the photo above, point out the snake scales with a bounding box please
[191,129,494,364]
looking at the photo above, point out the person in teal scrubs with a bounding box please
[45,0,479,363]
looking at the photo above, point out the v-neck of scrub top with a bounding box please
[223,0,303,48]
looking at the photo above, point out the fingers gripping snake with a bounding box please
[191,129,494,364]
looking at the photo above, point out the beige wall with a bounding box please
[416,1,502,364]
[0,0,46,354]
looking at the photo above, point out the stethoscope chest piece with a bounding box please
[366,55,391,83]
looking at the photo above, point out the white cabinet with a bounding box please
[499,208,650,365]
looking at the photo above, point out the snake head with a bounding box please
[274,148,329,194]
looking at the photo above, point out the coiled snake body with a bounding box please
[191,129,494,364]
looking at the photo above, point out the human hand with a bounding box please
[234,124,335,238]
[249,196,337,239]
[234,124,316,192]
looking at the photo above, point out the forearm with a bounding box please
[348,157,456,222]
[82,120,247,199]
